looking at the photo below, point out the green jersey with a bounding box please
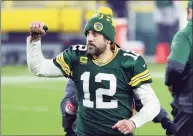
[168,21,192,65]
[167,20,192,89]
[166,20,192,113]
[53,45,152,136]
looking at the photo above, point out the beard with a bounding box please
[86,43,106,56]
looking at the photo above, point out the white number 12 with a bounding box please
[81,72,118,109]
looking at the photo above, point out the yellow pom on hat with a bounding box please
[96,6,115,27]
[97,6,113,16]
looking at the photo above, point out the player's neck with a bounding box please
[94,48,114,63]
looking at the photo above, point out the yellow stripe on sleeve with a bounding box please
[129,75,151,87]
[130,69,149,81]
[59,53,70,70]
[129,72,150,85]
[56,53,71,76]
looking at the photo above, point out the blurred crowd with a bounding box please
[1,1,188,64]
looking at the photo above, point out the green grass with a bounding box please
[1,65,30,76]
[2,81,65,135]
[1,64,173,135]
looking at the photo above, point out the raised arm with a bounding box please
[26,21,63,77]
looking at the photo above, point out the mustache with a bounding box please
[88,42,96,47]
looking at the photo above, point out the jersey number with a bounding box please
[81,72,118,109]
[72,45,87,51]
[123,50,139,60]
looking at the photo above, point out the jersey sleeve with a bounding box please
[168,31,190,64]
[53,46,73,78]
[129,56,152,88]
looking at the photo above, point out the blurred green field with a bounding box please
[1,64,173,135]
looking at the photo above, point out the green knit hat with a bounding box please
[84,7,116,43]
[188,0,192,9]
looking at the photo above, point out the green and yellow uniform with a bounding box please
[53,44,152,136]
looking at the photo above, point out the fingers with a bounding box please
[39,22,46,35]
[29,21,45,36]
[36,21,41,33]
[119,126,128,134]
[112,120,123,129]
[124,130,130,135]
[112,120,135,135]
[29,21,38,33]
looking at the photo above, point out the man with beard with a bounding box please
[165,1,193,136]
[27,7,161,136]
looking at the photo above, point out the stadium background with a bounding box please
[1,1,189,135]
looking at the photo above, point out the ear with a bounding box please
[107,40,111,44]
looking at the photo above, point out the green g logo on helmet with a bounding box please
[94,22,103,31]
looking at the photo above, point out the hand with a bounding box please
[65,101,77,115]
[29,21,46,42]
[112,119,136,135]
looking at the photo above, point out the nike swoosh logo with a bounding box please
[143,64,146,67]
